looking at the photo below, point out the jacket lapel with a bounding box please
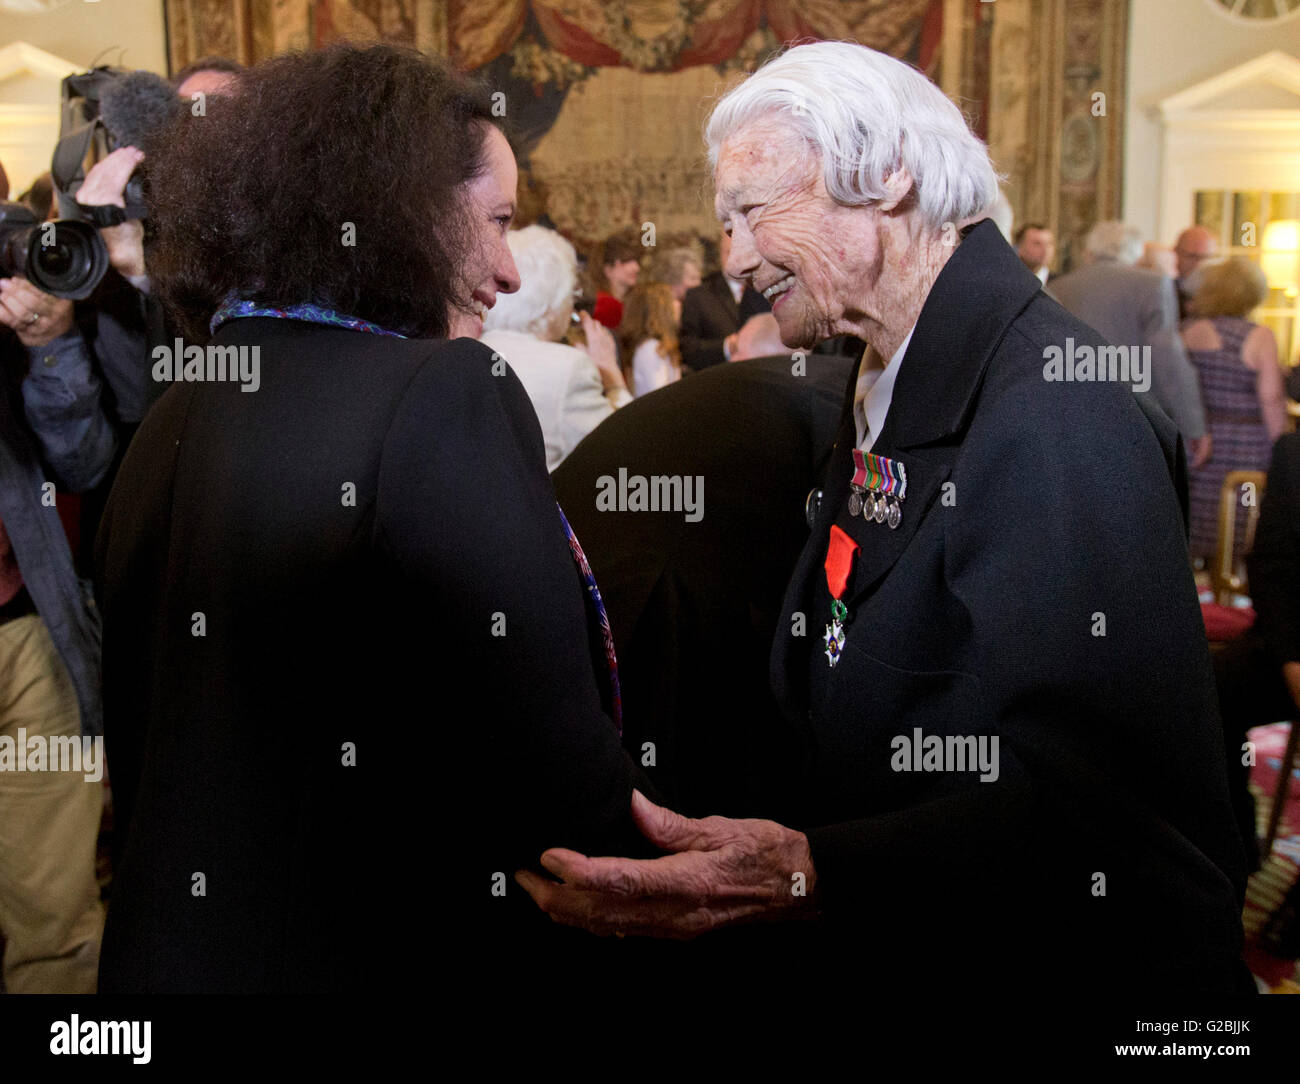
[838,444,953,610]
[822,219,1043,611]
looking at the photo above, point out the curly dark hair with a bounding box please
[146,43,502,341]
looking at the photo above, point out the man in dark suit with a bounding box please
[679,229,771,371]
[553,351,854,819]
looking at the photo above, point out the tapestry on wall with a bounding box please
[164,0,975,251]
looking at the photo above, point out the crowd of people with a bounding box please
[1016,218,1288,565]
[1,37,1297,999]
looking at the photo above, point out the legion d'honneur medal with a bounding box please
[823,524,859,668]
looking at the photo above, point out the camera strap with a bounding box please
[74,202,129,228]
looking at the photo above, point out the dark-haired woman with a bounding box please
[95,43,653,992]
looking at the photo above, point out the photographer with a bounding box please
[0,170,114,995]
[67,60,244,429]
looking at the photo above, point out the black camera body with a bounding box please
[52,68,180,225]
[0,201,109,301]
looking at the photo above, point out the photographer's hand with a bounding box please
[79,146,147,280]
[0,277,75,348]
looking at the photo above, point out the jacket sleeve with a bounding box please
[555,350,618,470]
[21,328,117,492]
[373,338,651,868]
[1247,435,1300,664]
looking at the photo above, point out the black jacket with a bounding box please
[772,221,1251,993]
[1247,431,1300,666]
[553,353,853,818]
[679,271,771,371]
[95,320,650,991]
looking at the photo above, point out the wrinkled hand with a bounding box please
[0,278,74,348]
[1188,434,1213,470]
[78,146,146,279]
[515,790,818,939]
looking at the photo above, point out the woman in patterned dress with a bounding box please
[1182,256,1287,562]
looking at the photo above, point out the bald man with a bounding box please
[173,55,243,99]
[1174,225,1219,320]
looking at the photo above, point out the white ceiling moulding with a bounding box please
[1157,51,1300,244]
[0,40,80,84]
[0,40,78,196]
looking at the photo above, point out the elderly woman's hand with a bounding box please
[576,310,625,392]
[515,790,819,939]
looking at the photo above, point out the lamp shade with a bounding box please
[1261,219,1300,295]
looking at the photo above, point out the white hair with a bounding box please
[1084,221,1143,266]
[482,225,576,340]
[705,41,1000,235]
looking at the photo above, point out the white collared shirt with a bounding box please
[725,275,744,304]
[854,324,915,450]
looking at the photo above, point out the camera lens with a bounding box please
[36,239,75,278]
[25,221,108,300]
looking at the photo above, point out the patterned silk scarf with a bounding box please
[209,298,623,734]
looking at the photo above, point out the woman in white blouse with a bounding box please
[617,283,683,397]
[479,225,630,470]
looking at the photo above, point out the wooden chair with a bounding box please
[1211,470,1267,606]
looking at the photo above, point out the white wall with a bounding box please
[1125,0,1300,243]
[0,0,167,74]
[0,0,166,193]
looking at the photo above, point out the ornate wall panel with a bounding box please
[162,0,1124,261]
[987,0,1129,271]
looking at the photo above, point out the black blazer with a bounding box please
[679,271,771,371]
[1247,431,1300,665]
[553,353,853,818]
[95,319,650,992]
[772,221,1251,993]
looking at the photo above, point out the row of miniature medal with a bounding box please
[847,448,908,529]
[821,449,909,668]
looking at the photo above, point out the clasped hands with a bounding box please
[515,790,818,939]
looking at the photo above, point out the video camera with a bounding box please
[51,67,181,227]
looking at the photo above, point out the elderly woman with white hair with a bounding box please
[518,41,1250,994]
[480,225,630,470]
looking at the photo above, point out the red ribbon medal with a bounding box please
[823,524,859,667]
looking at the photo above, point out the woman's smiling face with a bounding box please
[448,124,522,339]
[713,117,887,351]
